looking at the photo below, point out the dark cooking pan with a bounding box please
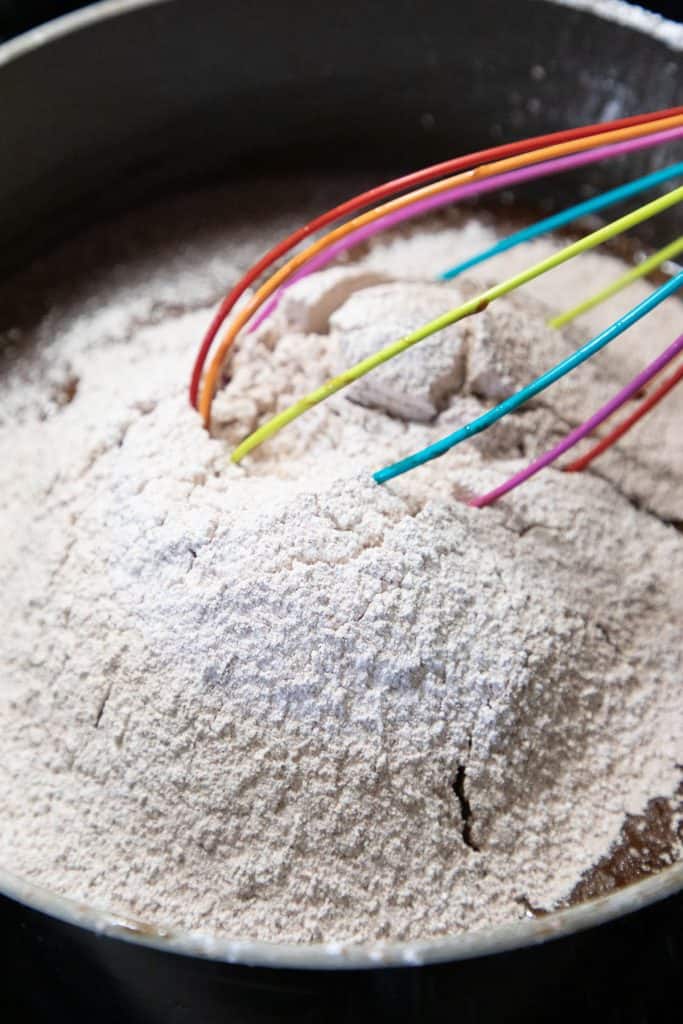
[1,1,681,1020]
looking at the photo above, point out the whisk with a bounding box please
[190,106,683,507]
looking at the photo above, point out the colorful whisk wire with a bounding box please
[197,113,683,428]
[188,105,683,409]
[562,358,683,474]
[248,148,683,334]
[469,330,683,508]
[191,107,683,505]
[373,272,683,485]
[230,188,683,465]
[439,166,683,281]
[548,236,683,328]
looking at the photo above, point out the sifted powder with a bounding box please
[0,178,681,945]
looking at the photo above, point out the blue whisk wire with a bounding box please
[373,271,683,485]
[438,162,683,281]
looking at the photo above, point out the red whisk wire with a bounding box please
[564,360,683,473]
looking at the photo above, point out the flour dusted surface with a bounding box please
[0,180,681,944]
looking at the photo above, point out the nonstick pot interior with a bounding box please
[2,0,681,275]
[1,1,682,1021]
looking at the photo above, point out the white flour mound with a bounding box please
[0,181,681,945]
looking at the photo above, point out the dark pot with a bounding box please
[1,1,681,1020]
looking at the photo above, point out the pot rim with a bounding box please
[0,0,679,73]
[1,0,681,973]
[1,861,682,969]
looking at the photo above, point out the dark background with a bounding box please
[0,0,681,40]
